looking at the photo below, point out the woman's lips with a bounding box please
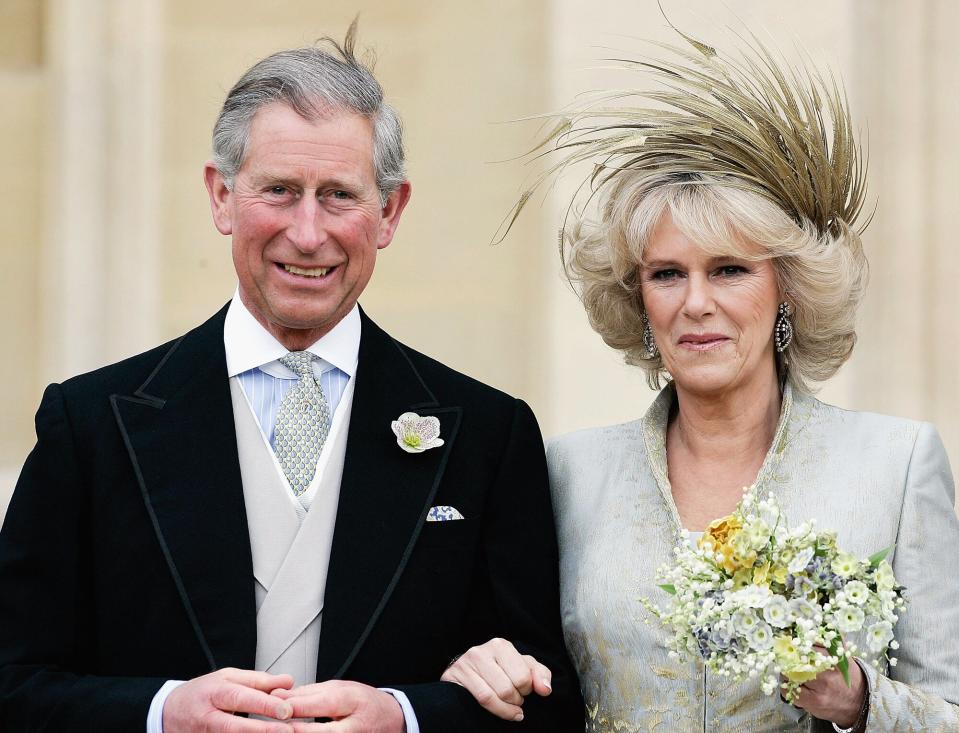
[678,334,730,351]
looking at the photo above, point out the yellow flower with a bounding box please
[732,568,752,589]
[701,515,742,547]
[773,637,822,683]
[699,515,745,572]
[832,552,860,578]
[752,562,772,586]
[773,636,836,690]
[733,549,757,570]
[714,545,738,574]
[772,565,789,585]
[773,635,799,660]
[817,530,838,553]
[782,664,822,684]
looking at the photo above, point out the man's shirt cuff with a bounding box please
[147,679,185,733]
[147,680,417,733]
[380,688,420,733]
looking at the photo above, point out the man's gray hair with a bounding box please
[211,20,405,203]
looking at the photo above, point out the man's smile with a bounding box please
[279,263,336,279]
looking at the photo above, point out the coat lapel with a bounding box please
[315,312,461,680]
[110,305,256,671]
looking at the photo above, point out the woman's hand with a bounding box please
[791,654,867,730]
[440,638,553,721]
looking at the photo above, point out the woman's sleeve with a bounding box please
[861,421,959,731]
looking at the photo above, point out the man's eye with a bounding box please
[268,186,288,196]
[330,190,351,200]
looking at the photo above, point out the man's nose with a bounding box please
[287,195,326,252]
[682,273,716,318]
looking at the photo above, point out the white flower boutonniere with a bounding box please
[391,412,444,453]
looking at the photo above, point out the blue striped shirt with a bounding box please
[223,293,361,444]
[237,363,350,447]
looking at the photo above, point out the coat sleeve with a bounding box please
[394,399,584,733]
[0,384,164,732]
[859,422,959,731]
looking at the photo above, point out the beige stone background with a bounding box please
[1,0,957,520]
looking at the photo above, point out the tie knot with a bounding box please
[279,351,315,379]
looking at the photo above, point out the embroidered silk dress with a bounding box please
[548,385,959,732]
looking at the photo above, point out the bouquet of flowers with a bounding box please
[643,488,907,702]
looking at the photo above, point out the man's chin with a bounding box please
[262,307,351,347]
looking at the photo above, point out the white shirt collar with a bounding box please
[223,289,361,379]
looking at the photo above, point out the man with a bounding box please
[0,25,582,733]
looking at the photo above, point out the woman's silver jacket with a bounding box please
[548,384,959,732]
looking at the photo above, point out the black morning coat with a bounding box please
[0,305,584,732]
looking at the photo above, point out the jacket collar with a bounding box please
[111,304,256,671]
[641,381,816,538]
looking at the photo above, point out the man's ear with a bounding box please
[376,181,412,250]
[203,162,233,236]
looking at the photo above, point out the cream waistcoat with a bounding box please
[229,376,354,687]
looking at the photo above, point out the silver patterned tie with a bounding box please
[274,351,331,496]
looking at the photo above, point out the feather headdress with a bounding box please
[497,22,870,243]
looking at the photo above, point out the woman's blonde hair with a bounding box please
[566,171,868,391]
[493,25,874,393]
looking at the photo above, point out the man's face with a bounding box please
[205,102,411,348]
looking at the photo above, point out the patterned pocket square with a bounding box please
[426,505,465,522]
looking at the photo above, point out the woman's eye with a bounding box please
[717,265,748,276]
[652,269,680,281]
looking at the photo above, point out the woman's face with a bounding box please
[638,214,781,397]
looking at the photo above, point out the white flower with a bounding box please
[874,561,896,591]
[391,412,444,453]
[762,596,792,628]
[843,580,869,606]
[793,576,818,600]
[745,520,772,550]
[788,597,817,622]
[748,622,775,650]
[731,585,773,609]
[757,500,780,528]
[832,605,866,633]
[832,552,860,578]
[732,608,760,635]
[788,547,815,575]
[866,620,895,652]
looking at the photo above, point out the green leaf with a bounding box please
[837,655,850,686]
[829,635,851,687]
[659,584,677,595]
[869,545,894,568]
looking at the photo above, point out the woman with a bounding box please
[442,29,959,733]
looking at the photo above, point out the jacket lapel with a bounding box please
[110,305,256,671]
[315,311,461,680]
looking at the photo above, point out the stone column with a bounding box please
[40,0,162,387]
[1,0,163,519]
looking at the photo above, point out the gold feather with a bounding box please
[497,24,869,243]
